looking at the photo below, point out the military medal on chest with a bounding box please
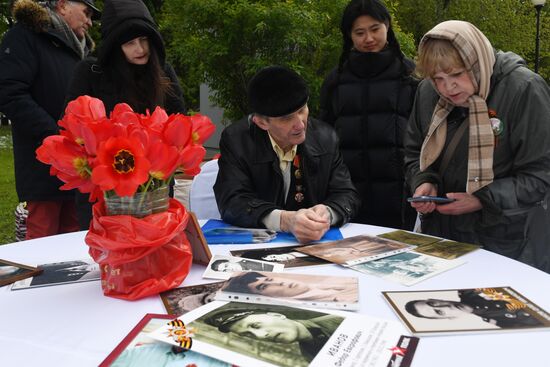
[293,155,305,203]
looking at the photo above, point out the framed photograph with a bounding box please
[231,244,330,268]
[150,301,419,367]
[383,286,550,335]
[203,254,284,280]
[99,313,232,367]
[216,271,359,310]
[11,259,100,290]
[160,281,227,315]
[350,251,465,286]
[185,211,212,266]
[297,234,415,266]
[0,259,42,287]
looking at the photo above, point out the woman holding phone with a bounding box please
[404,20,550,260]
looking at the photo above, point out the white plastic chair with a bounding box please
[189,159,221,220]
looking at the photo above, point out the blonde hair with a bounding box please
[416,38,465,78]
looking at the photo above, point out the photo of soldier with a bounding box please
[384,287,550,334]
[192,302,345,367]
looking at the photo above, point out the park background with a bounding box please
[0,0,548,244]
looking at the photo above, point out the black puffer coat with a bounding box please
[319,48,417,228]
[0,0,93,201]
[65,0,186,229]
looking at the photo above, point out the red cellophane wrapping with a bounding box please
[85,198,193,300]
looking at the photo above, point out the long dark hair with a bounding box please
[106,41,171,113]
[337,0,402,73]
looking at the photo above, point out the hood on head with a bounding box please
[12,0,50,33]
[98,0,165,65]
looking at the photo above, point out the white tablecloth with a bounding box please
[0,223,548,366]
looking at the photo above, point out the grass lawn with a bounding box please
[0,125,18,244]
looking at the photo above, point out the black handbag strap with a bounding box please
[438,118,468,176]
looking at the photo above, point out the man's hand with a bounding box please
[311,204,331,222]
[410,182,438,214]
[281,208,330,243]
[436,192,482,215]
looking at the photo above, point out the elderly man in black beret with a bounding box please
[214,66,359,243]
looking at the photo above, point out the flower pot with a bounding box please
[85,198,193,300]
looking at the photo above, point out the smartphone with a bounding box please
[407,196,456,204]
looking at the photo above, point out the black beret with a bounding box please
[248,66,309,117]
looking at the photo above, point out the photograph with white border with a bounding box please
[150,301,419,367]
[383,287,550,335]
[350,251,465,286]
[215,271,359,310]
[203,254,284,280]
[297,235,415,266]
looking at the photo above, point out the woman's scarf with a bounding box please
[418,20,496,194]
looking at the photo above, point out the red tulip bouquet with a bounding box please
[36,96,215,300]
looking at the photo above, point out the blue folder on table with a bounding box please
[201,219,343,245]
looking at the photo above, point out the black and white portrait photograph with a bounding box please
[11,259,100,290]
[217,271,358,310]
[192,302,344,366]
[383,287,550,335]
[231,245,330,268]
[203,254,284,280]
[160,281,227,315]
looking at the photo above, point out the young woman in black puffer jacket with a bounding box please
[319,0,417,229]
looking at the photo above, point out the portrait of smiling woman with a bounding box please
[64,0,187,229]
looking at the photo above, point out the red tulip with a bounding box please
[92,136,151,197]
[190,113,215,144]
[148,142,180,180]
[179,145,206,176]
[36,135,95,193]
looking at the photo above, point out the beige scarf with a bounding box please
[418,21,495,194]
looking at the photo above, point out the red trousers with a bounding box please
[25,200,79,240]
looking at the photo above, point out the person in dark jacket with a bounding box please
[319,0,417,229]
[65,0,187,229]
[404,21,550,260]
[0,0,99,239]
[214,66,359,243]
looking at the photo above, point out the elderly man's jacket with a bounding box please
[214,117,360,228]
[0,0,93,201]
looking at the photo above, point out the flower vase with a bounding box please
[85,197,193,300]
[150,185,170,214]
[104,191,152,218]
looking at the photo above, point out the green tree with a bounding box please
[392,0,549,80]
[0,1,14,37]
[161,0,415,122]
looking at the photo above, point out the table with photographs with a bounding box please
[0,223,548,367]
